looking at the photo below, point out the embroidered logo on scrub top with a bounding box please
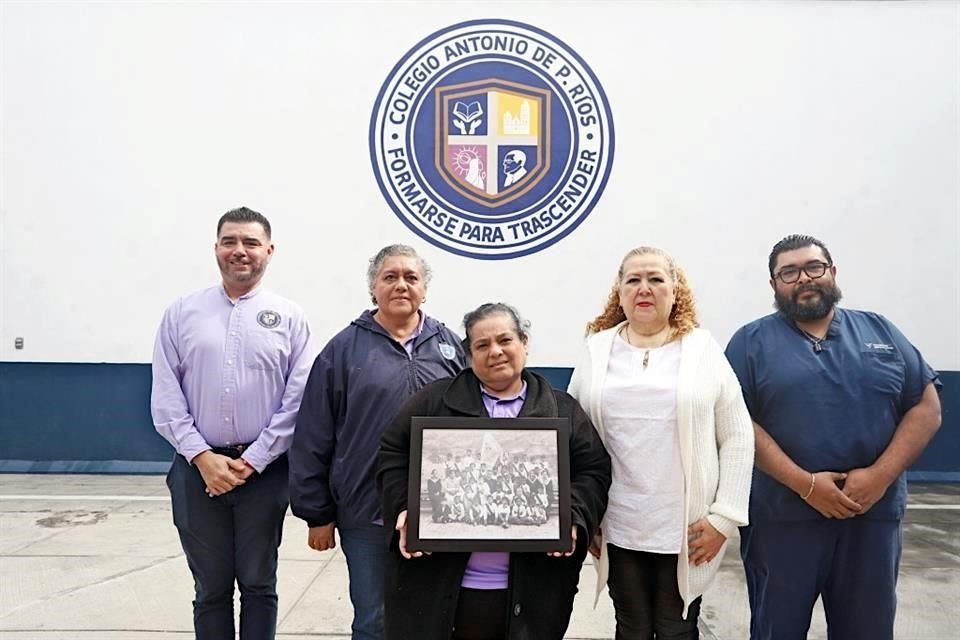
[257,310,282,329]
[438,342,457,360]
[863,342,895,352]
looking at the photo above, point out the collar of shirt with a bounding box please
[778,306,844,341]
[219,283,263,303]
[401,310,426,354]
[480,381,528,418]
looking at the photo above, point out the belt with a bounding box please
[210,443,252,459]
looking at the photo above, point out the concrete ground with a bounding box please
[0,476,956,639]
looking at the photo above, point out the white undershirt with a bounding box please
[600,335,684,554]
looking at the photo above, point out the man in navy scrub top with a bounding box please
[725,234,942,640]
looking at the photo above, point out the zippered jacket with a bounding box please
[290,310,466,529]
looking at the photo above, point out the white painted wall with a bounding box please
[2,1,958,369]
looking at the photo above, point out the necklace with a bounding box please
[622,325,671,369]
[801,329,825,354]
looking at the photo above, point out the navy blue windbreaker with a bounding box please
[289,310,466,529]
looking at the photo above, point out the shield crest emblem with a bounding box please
[438,342,457,360]
[435,79,551,208]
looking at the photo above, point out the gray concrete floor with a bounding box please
[0,476,957,639]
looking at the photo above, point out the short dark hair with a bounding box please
[461,302,531,352]
[217,207,272,239]
[768,234,833,277]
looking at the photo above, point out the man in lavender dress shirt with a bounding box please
[152,207,313,640]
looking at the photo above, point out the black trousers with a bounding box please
[451,587,508,640]
[167,453,289,640]
[606,545,701,640]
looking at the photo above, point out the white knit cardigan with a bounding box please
[567,323,754,616]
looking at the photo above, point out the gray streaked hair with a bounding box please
[366,244,433,304]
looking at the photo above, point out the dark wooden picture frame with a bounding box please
[407,416,571,552]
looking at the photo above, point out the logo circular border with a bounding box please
[257,310,281,329]
[369,19,615,260]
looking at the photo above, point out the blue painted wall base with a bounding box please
[1,363,957,479]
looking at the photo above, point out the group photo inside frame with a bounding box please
[407,416,572,553]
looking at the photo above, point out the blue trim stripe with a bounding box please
[905,471,960,482]
[0,460,170,474]
[0,363,956,478]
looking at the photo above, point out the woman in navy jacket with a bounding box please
[289,244,466,640]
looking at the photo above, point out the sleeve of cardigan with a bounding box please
[563,393,612,540]
[566,339,589,402]
[707,340,756,538]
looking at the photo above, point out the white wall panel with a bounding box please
[2,1,957,368]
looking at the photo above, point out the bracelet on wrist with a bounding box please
[800,472,816,501]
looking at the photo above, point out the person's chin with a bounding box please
[227,272,253,283]
[388,301,415,313]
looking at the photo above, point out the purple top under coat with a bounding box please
[461,383,527,590]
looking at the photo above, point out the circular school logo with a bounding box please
[257,310,281,328]
[370,19,615,260]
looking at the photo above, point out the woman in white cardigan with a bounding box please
[568,246,753,639]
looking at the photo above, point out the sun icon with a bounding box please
[451,147,481,175]
[450,146,486,189]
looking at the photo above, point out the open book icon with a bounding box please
[453,101,484,122]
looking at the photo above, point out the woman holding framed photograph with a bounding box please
[377,302,611,640]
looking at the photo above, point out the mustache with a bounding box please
[774,280,842,322]
[794,283,824,296]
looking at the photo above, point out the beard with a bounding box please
[774,280,843,322]
[218,257,265,284]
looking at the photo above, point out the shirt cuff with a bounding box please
[240,445,269,474]
[182,444,212,465]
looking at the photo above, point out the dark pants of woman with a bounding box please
[606,545,701,640]
[451,587,508,640]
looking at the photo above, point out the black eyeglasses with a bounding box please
[774,261,831,284]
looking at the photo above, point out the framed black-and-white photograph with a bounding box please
[407,416,571,553]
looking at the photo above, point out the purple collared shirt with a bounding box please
[401,311,425,355]
[151,284,314,472]
[462,382,527,590]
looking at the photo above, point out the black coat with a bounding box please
[376,369,611,640]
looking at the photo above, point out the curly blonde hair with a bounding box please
[586,246,699,338]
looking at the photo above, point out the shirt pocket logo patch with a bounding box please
[438,342,457,360]
[860,344,904,396]
[257,310,282,328]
